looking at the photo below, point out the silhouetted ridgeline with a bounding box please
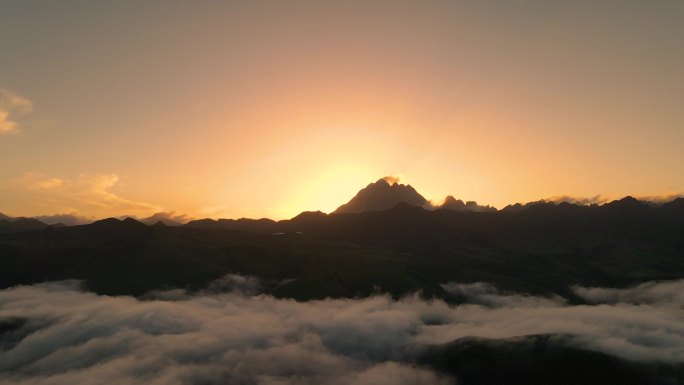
[184,197,684,241]
[1,197,683,299]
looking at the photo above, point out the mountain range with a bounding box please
[3,177,671,231]
[1,178,683,300]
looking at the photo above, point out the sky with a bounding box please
[1,0,682,220]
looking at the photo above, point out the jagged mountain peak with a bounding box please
[440,195,497,212]
[333,177,428,214]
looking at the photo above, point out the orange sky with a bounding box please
[0,1,682,220]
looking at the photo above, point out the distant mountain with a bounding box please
[502,200,554,212]
[663,197,684,211]
[186,217,278,233]
[0,217,51,233]
[501,196,661,213]
[602,196,649,210]
[440,195,497,212]
[333,177,428,214]
[0,212,91,227]
[140,212,187,226]
[33,213,93,226]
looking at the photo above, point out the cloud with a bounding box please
[635,193,684,205]
[143,274,265,301]
[76,173,161,213]
[12,172,161,218]
[32,213,95,226]
[15,173,69,192]
[204,274,263,296]
[0,281,453,385]
[573,279,684,306]
[545,193,683,206]
[545,195,609,205]
[138,212,194,226]
[382,175,402,185]
[440,282,565,307]
[0,88,33,134]
[420,281,684,364]
[430,196,497,212]
[31,178,66,191]
[3,279,684,384]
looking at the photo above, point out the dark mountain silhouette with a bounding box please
[2,194,684,300]
[333,177,428,214]
[332,177,496,214]
[33,213,93,226]
[92,217,148,230]
[2,177,684,300]
[0,212,89,227]
[664,197,684,211]
[602,196,650,211]
[440,195,496,212]
[185,217,279,233]
[441,196,466,210]
[0,217,50,233]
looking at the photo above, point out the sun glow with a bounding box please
[282,166,377,217]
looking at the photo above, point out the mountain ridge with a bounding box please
[333,178,429,214]
[2,178,683,229]
[2,192,684,300]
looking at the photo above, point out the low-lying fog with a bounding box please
[2,276,684,385]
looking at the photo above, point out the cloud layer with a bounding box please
[3,278,684,384]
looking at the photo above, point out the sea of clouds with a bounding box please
[2,277,684,385]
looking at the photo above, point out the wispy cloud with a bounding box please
[138,211,194,225]
[32,213,96,226]
[16,172,69,191]
[0,88,33,134]
[545,193,683,206]
[13,172,161,218]
[382,175,403,185]
[31,178,67,191]
[545,194,609,205]
[75,173,160,213]
[635,193,684,204]
[573,279,684,306]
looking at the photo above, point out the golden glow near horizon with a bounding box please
[1,1,683,220]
